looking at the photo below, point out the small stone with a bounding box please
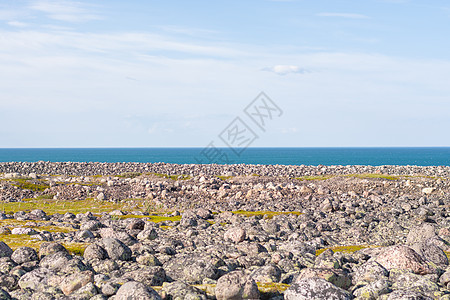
[10,228,38,235]
[422,187,435,195]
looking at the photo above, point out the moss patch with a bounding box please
[257,282,290,294]
[149,173,190,180]
[296,175,334,181]
[0,233,88,255]
[4,178,50,192]
[346,173,401,181]
[231,210,302,219]
[217,176,233,181]
[0,198,146,215]
[115,172,142,179]
[316,245,379,256]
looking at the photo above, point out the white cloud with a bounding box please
[263,65,308,75]
[29,0,101,22]
[7,21,28,28]
[317,12,370,19]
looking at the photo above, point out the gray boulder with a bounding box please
[215,270,260,300]
[97,238,132,261]
[115,281,161,300]
[0,243,12,258]
[11,247,38,265]
[284,277,352,300]
[161,281,207,300]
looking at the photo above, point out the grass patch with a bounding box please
[295,175,334,181]
[0,233,88,255]
[347,173,401,181]
[116,172,142,179]
[0,198,146,215]
[64,242,89,256]
[150,173,190,180]
[231,210,302,219]
[35,194,55,200]
[316,245,379,256]
[257,282,290,294]
[147,215,181,223]
[217,176,233,181]
[2,178,50,192]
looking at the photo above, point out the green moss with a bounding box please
[149,173,190,180]
[148,215,181,223]
[115,172,142,179]
[0,198,148,215]
[6,178,50,191]
[35,194,55,200]
[316,245,379,256]
[296,175,334,181]
[444,251,450,260]
[231,210,302,219]
[64,242,89,256]
[159,225,173,230]
[257,282,290,293]
[347,173,400,181]
[217,176,233,181]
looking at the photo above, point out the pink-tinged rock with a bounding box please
[224,227,246,243]
[60,270,94,295]
[374,245,435,275]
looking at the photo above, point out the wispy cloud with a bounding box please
[262,65,309,75]
[7,21,28,28]
[317,12,370,19]
[158,25,218,37]
[29,0,101,22]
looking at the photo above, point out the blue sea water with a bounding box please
[0,148,449,166]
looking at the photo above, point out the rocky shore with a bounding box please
[0,162,449,299]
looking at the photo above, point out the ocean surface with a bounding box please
[0,148,449,166]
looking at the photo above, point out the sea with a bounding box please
[0,148,449,166]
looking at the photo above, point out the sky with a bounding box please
[1,0,450,147]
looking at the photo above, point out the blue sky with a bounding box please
[1,0,450,147]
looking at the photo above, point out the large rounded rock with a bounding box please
[250,265,281,283]
[97,238,132,261]
[284,277,352,300]
[115,281,161,300]
[164,255,220,284]
[224,227,246,243]
[353,261,389,284]
[296,268,352,290]
[374,245,434,275]
[38,242,68,259]
[406,223,436,245]
[161,281,206,300]
[84,244,108,261]
[11,247,38,265]
[39,251,72,271]
[411,240,448,267]
[60,270,94,296]
[18,268,55,291]
[121,266,166,286]
[99,228,136,245]
[215,270,260,300]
